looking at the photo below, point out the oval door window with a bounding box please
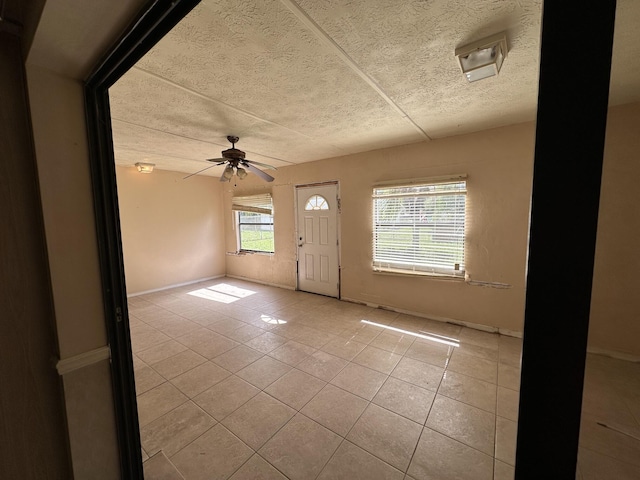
[304,195,329,211]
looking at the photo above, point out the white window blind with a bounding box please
[373,181,466,276]
[232,193,272,215]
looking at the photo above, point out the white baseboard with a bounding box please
[127,275,225,297]
[225,274,295,291]
[57,346,111,375]
[587,347,640,363]
[498,328,524,338]
[341,296,523,338]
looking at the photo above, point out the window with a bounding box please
[305,195,329,210]
[232,194,274,253]
[373,179,466,276]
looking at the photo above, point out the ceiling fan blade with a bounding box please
[242,162,275,182]
[183,163,219,180]
[206,158,226,163]
[244,159,277,170]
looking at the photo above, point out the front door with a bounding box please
[296,183,339,297]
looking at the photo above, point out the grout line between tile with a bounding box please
[401,355,451,474]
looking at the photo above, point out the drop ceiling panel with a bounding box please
[296,0,543,138]
[110,69,349,172]
[111,121,254,179]
[131,0,419,143]
[110,68,269,147]
[109,68,345,171]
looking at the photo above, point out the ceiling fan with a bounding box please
[184,136,277,182]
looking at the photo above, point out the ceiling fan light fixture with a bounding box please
[236,167,248,179]
[455,32,507,82]
[223,165,234,180]
[135,162,155,173]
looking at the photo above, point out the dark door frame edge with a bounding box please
[84,1,201,478]
[515,2,616,478]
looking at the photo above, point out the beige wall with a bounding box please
[28,64,108,359]
[225,103,640,357]
[590,101,640,356]
[226,122,536,334]
[116,166,226,294]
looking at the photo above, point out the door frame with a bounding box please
[84,0,201,477]
[294,181,341,298]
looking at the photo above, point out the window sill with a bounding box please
[372,268,465,281]
[227,250,274,256]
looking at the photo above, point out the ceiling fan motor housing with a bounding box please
[221,148,246,160]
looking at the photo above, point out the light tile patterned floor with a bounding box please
[130,278,640,480]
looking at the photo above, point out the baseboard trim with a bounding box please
[498,328,524,338]
[127,275,225,297]
[225,274,295,291]
[342,296,524,338]
[587,347,640,363]
[57,346,111,375]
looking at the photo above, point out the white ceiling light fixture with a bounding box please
[135,162,155,173]
[455,32,508,83]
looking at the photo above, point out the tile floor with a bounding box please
[129,278,640,480]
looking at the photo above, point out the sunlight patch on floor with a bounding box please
[360,319,460,347]
[187,283,257,304]
[260,314,287,325]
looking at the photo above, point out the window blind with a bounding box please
[373,181,466,276]
[232,193,272,215]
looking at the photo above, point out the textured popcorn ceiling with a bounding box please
[107,0,640,177]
